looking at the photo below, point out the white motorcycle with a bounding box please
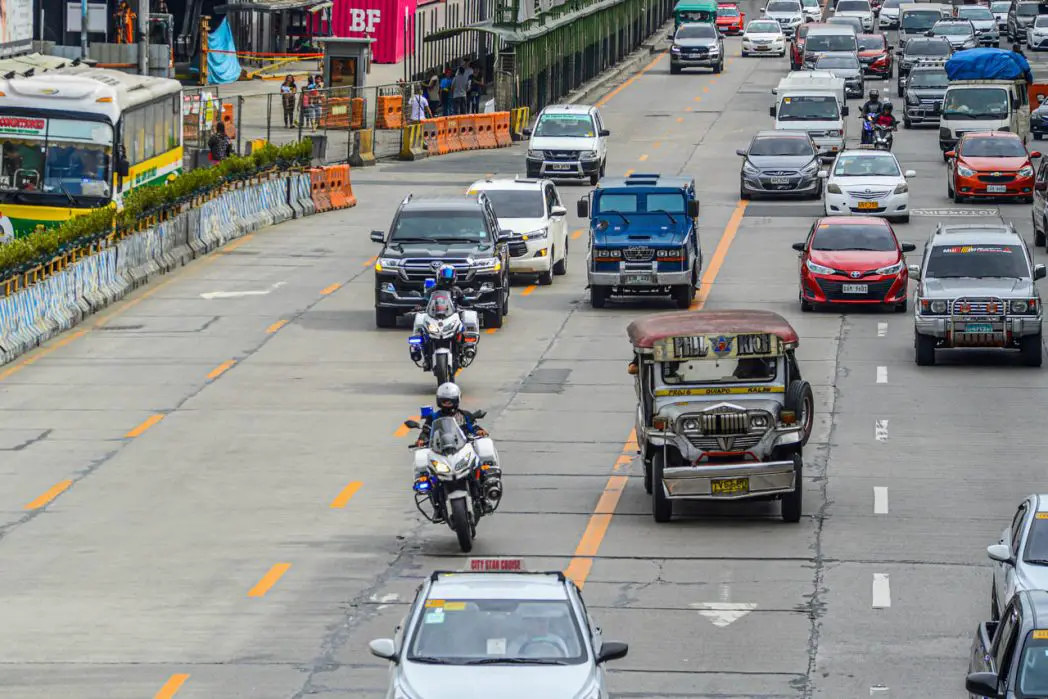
[408,282,481,387]
[404,411,503,553]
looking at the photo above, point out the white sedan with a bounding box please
[1028,15,1048,49]
[741,19,787,57]
[820,149,915,224]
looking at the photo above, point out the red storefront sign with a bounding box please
[331,0,419,64]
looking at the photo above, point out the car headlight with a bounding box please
[827,183,842,194]
[472,257,501,271]
[709,45,720,53]
[671,44,682,52]
[682,418,699,431]
[522,228,548,240]
[580,150,599,160]
[826,129,842,137]
[656,247,685,258]
[957,164,975,177]
[430,460,452,474]
[376,257,400,272]
[800,160,820,175]
[924,299,948,314]
[1019,165,1035,178]
[894,182,908,194]
[527,149,542,159]
[1011,299,1031,314]
[875,261,903,275]
[593,247,621,258]
[806,259,835,275]
[907,93,920,105]
[742,161,761,176]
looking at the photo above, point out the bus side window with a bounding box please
[152,102,164,161]
[130,109,145,164]
[143,105,156,162]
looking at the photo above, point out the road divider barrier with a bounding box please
[405,113,514,159]
[377,95,404,129]
[399,123,428,161]
[510,107,530,141]
[350,128,376,167]
[494,112,512,147]
[310,168,332,213]
[319,97,365,130]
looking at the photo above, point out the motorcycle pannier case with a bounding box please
[473,436,499,467]
[461,309,480,343]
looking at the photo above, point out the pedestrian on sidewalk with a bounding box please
[312,74,326,129]
[408,86,432,122]
[439,66,453,116]
[280,76,297,127]
[208,121,232,163]
[451,66,469,116]
[301,76,316,130]
[468,63,485,113]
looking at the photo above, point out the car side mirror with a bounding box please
[841,105,850,116]
[522,128,532,137]
[904,169,916,178]
[577,199,589,218]
[769,106,777,117]
[550,205,567,217]
[472,409,487,419]
[818,170,829,179]
[908,264,921,279]
[599,129,611,137]
[1035,263,1047,280]
[987,543,1014,565]
[965,672,999,696]
[792,242,806,252]
[925,30,934,35]
[1033,151,1043,158]
[944,150,956,159]
[369,638,398,661]
[370,230,385,243]
[403,419,421,429]
[688,200,700,218]
[597,641,629,663]
[117,158,130,178]
[736,148,748,156]
[497,230,513,243]
[901,242,917,253]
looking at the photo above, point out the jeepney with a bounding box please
[674,0,720,29]
[626,310,815,523]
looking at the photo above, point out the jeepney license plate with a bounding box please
[711,477,749,495]
[842,284,868,294]
[987,184,1007,193]
[625,274,652,284]
[965,323,994,333]
[857,201,879,210]
[770,176,790,184]
[548,163,572,171]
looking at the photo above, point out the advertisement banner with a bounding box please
[332,0,417,64]
[0,0,33,58]
[0,116,47,137]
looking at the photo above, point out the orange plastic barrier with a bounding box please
[494,111,512,147]
[421,118,441,155]
[327,165,348,209]
[310,168,331,212]
[1032,83,1048,111]
[445,116,463,152]
[350,97,365,129]
[459,116,479,151]
[341,164,357,207]
[320,98,349,128]
[475,114,497,149]
[377,95,403,129]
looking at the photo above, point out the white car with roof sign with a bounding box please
[369,558,629,699]
[468,178,570,284]
[821,149,916,223]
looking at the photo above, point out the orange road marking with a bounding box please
[154,674,189,699]
[638,154,649,162]
[266,319,289,334]
[691,200,748,310]
[320,282,342,295]
[704,86,711,92]
[207,359,236,381]
[653,141,661,148]
[363,255,377,267]
[625,169,635,176]
[126,413,165,438]
[216,234,254,254]
[595,52,666,107]
[249,563,291,597]
[676,117,684,123]
[521,285,537,296]
[24,480,73,510]
[331,481,363,508]
[485,328,498,334]
[571,229,584,240]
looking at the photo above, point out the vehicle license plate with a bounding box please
[711,477,749,495]
[548,163,572,171]
[857,201,879,210]
[625,274,653,285]
[987,184,1007,193]
[756,45,770,50]
[770,176,790,184]
[965,323,994,333]
[842,284,868,294]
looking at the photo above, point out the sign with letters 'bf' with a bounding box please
[332,0,417,63]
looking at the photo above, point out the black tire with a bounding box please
[781,453,803,523]
[897,85,903,98]
[740,184,751,200]
[375,308,398,328]
[651,451,672,523]
[502,284,510,316]
[590,285,609,308]
[553,239,568,275]
[1035,214,1046,247]
[670,63,682,74]
[600,161,606,178]
[672,282,694,309]
[895,214,910,224]
[947,177,955,199]
[1021,332,1043,367]
[450,497,473,553]
[713,61,723,74]
[527,167,540,179]
[915,332,936,366]
[895,297,908,313]
[903,118,911,129]
[485,303,504,329]
[590,171,599,186]
[801,295,814,312]
[538,257,554,285]
[434,352,451,386]
[785,379,815,447]
[953,187,964,204]
[643,458,653,494]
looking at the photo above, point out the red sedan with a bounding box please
[946,131,1040,203]
[792,217,916,312]
[716,3,745,34]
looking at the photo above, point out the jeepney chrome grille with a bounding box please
[951,297,1005,315]
[623,246,655,262]
[686,434,762,451]
[700,412,748,435]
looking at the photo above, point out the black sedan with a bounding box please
[1033,100,1048,140]
[738,130,822,200]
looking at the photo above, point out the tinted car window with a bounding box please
[817,55,861,68]
[925,243,1030,278]
[932,22,974,35]
[909,70,949,88]
[482,190,544,219]
[1017,636,1048,696]
[678,23,718,37]
[833,154,901,177]
[960,136,1027,158]
[748,20,782,32]
[812,223,897,251]
[1017,3,1039,16]
[1022,516,1048,563]
[749,136,815,156]
[767,1,800,11]
[533,114,595,138]
[807,34,858,50]
[778,95,841,121]
[393,210,489,242]
[835,0,870,10]
[957,7,992,19]
[905,39,951,55]
[717,6,740,15]
[858,35,886,50]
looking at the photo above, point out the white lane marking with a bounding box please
[872,573,891,608]
[874,486,889,514]
[877,322,887,338]
[875,420,889,442]
[200,281,286,299]
[870,685,890,695]
[369,593,400,603]
[690,602,758,627]
[876,366,887,384]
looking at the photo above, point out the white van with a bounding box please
[939,79,1031,157]
[899,3,952,44]
[770,73,849,158]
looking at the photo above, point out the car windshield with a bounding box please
[428,416,469,454]
[1036,16,1048,27]
[925,243,1029,278]
[882,0,901,8]
[961,136,1027,158]
[678,23,718,37]
[932,23,972,35]
[958,7,992,19]
[426,290,457,320]
[942,88,1009,119]
[407,599,587,665]
[717,5,740,15]
[817,55,860,68]
[0,117,114,203]
[748,136,815,156]
[909,70,950,88]
[748,20,781,32]
[533,113,595,138]
[905,38,951,55]
[1023,517,1048,564]
[481,189,544,218]
[1017,637,1048,697]
[803,0,819,7]
[1018,3,1039,16]
[767,1,800,11]
[833,154,901,177]
[902,11,943,29]
[807,34,858,50]
[828,17,861,27]
[661,355,780,384]
[812,222,897,251]
[679,9,715,21]
[858,35,886,50]
[594,191,687,215]
[990,1,1010,10]
[392,210,489,243]
[836,0,870,11]
[778,95,841,121]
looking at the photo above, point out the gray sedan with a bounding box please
[815,51,865,98]
[989,494,1048,620]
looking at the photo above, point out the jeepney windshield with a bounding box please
[1016,635,1048,697]
[661,356,779,384]
[594,191,688,215]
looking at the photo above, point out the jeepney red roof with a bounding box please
[627,309,800,348]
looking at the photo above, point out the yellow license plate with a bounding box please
[711,477,749,495]
[857,201,878,210]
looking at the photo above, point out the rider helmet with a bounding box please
[868,88,879,102]
[437,264,457,286]
[882,102,893,114]
[436,382,461,415]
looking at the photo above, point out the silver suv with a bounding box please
[911,223,1045,366]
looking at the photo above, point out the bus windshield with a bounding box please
[0,116,113,203]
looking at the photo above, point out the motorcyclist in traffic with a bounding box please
[874,102,898,129]
[859,89,884,145]
[430,264,469,306]
[415,382,488,447]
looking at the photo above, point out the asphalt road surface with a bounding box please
[3,15,1048,699]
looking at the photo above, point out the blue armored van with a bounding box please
[577,173,702,309]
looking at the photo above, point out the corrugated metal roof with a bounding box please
[214,0,329,12]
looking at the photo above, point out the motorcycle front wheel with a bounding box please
[434,352,451,386]
[450,497,473,552]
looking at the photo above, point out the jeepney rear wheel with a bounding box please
[781,453,803,523]
[785,380,814,447]
[652,451,673,523]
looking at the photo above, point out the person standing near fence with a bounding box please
[208,122,231,163]
[301,76,315,130]
[408,86,432,123]
[451,66,469,116]
[313,75,325,128]
[439,67,453,116]
[469,64,485,114]
[280,76,297,128]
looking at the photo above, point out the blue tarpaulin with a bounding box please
[206,18,242,85]
[945,48,1033,83]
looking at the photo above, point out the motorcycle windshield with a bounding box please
[430,417,469,454]
[426,290,455,319]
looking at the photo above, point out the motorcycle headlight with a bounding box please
[430,460,452,474]
[376,257,400,272]
[806,259,835,275]
[427,322,439,333]
[875,261,903,275]
[894,182,908,194]
[522,228,548,240]
[1019,165,1035,178]
[471,257,502,272]
[957,164,975,177]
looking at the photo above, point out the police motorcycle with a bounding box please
[403,409,503,553]
[407,277,481,387]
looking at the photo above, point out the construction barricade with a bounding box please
[350,128,377,167]
[327,165,349,209]
[445,116,464,152]
[377,95,404,129]
[310,168,332,212]
[475,114,497,149]
[341,164,358,207]
[510,107,531,141]
[399,122,427,161]
[422,118,447,155]
[320,98,351,128]
[459,117,480,151]
[494,112,512,147]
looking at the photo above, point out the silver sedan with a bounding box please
[988,493,1048,620]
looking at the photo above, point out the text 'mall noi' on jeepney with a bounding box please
[627,310,815,523]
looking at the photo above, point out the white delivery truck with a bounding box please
[939,79,1031,156]
[770,72,849,158]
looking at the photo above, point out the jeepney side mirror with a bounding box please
[577,198,589,218]
[688,200,700,218]
[944,151,957,159]
[1035,264,1046,280]
[792,242,806,252]
[964,672,998,697]
[842,105,850,116]
[769,105,777,117]
[117,158,130,178]
[908,264,921,280]
[818,170,829,179]
[901,243,917,253]
[736,148,748,156]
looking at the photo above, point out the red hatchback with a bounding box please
[792,217,916,312]
[716,3,745,34]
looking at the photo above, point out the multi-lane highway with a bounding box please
[2,13,1047,699]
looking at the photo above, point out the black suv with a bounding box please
[903,64,949,128]
[895,36,951,98]
[371,193,512,329]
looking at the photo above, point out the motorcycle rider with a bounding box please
[859,89,884,145]
[416,382,488,446]
[874,102,898,130]
[414,264,469,370]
